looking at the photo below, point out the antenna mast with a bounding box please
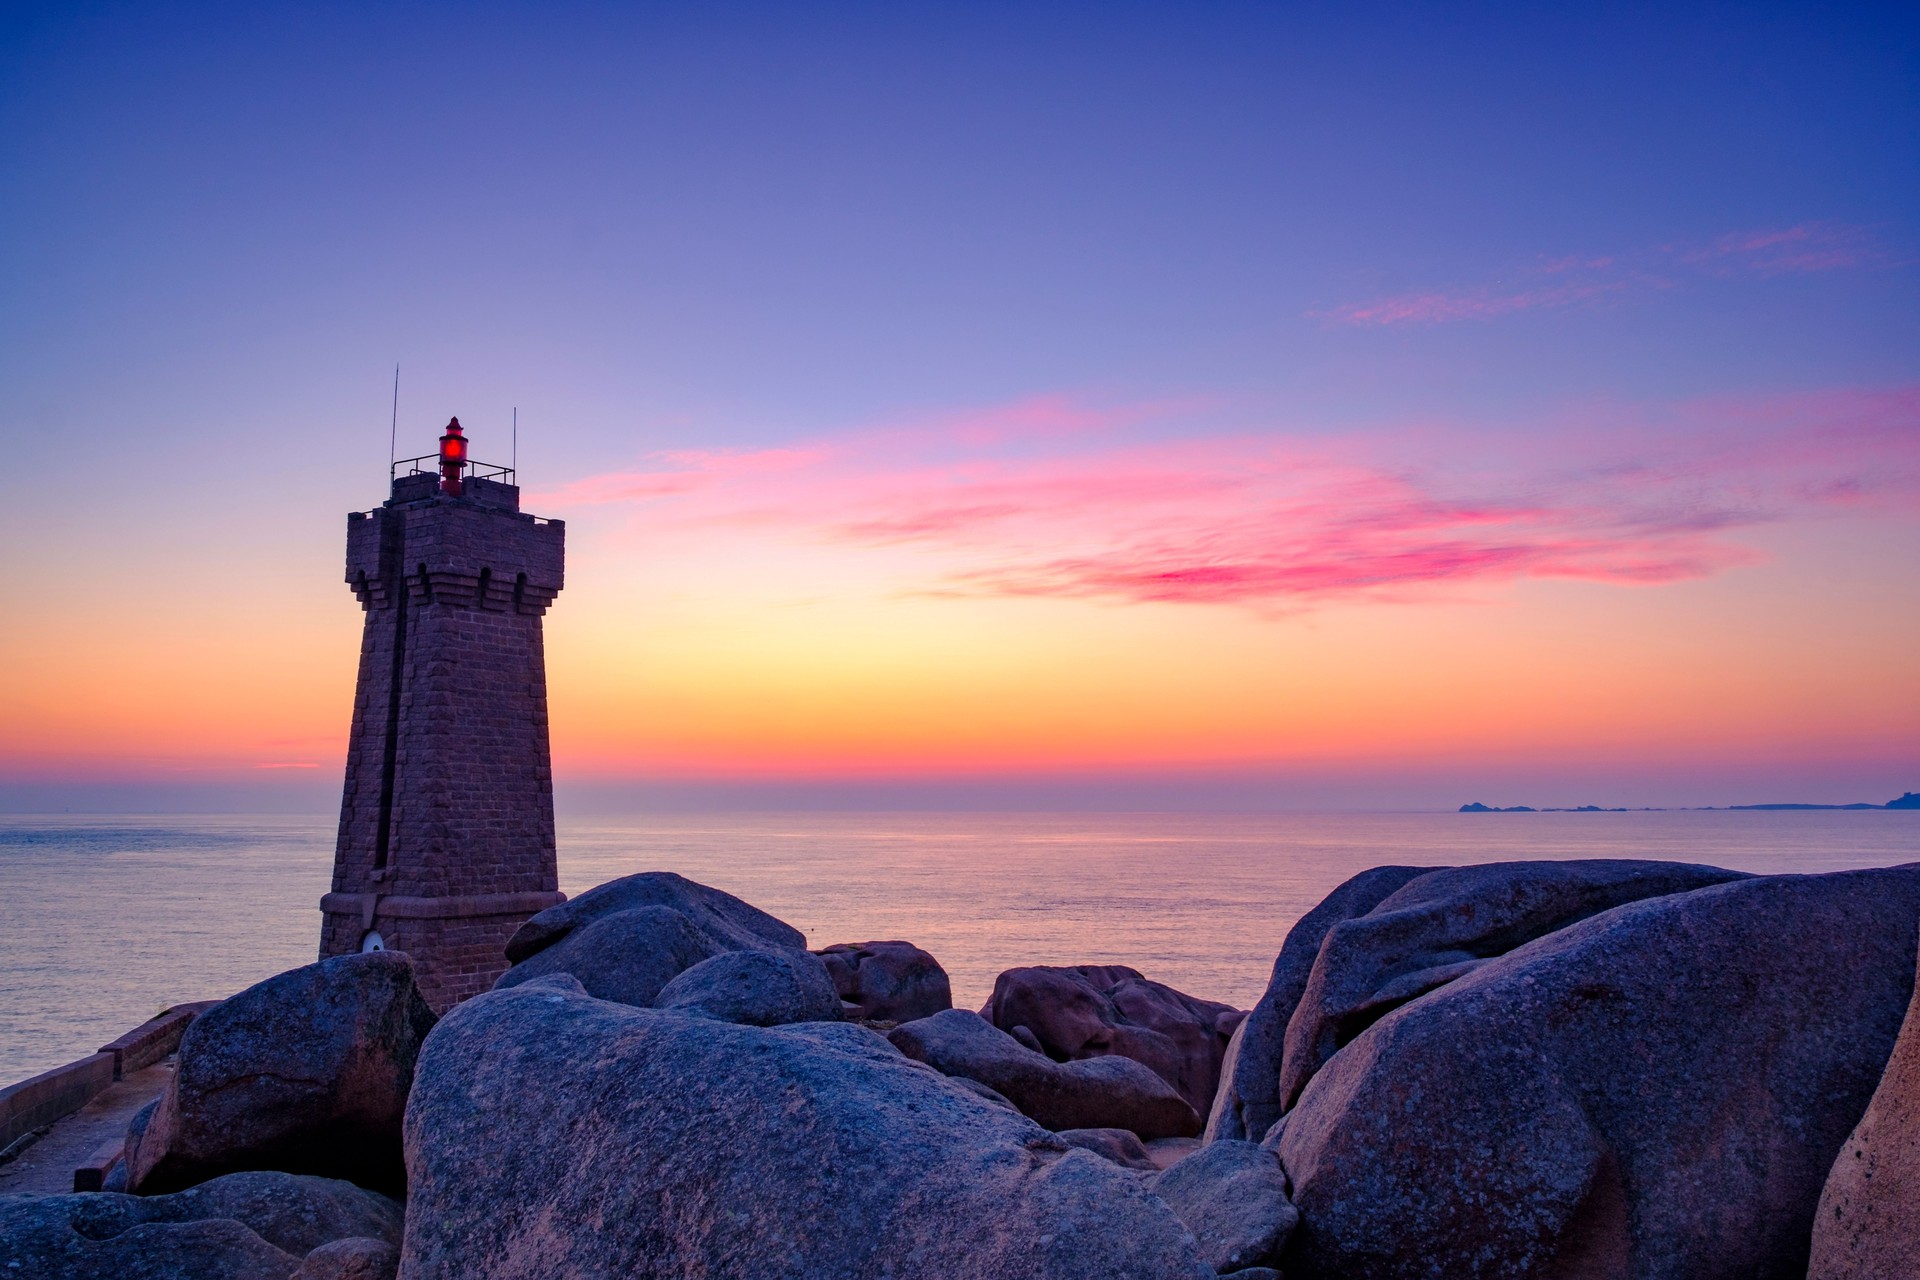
[388,364,400,470]
[513,407,518,475]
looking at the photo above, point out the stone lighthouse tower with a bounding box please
[318,418,566,1011]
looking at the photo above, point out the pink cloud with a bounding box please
[537,387,1920,609]
[1332,279,1637,326]
[1680,222,1882,275]
[540,445,833,506]
[538,396,1171,511]
[1540,254,1616,274]
[888,394,1144,447]
[1331,222,1896,327]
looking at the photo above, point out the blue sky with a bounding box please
[2,2,1915,810]
[6,2,1913,448]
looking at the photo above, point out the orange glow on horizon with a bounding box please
[2,390,1915,799]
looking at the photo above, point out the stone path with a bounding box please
[0,1060,172,1198]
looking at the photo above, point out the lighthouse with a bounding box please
[318,419,566,1011]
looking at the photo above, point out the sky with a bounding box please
[0,1,1916,811]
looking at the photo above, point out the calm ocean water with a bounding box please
[2,809,1917,1083]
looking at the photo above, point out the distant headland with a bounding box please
[1462,792,1920,813]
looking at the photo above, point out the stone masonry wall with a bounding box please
[321,486,567,1010]
[318,909,534,1011]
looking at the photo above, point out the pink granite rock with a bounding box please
[889,1008,1202,1139]
[1809,945,1920,1279]
[654,947,843,1026]
[1149,1139,1297,1274]
[127,953,435,1196]
[496,872,808,1009]
[398,975,1214,1279]
[1278,867,1920,1280]
[0,1170,400,1279]
[815,940,953,1023]
[1207,865,1432,1142]
[292,1236,399,1280]
[984,964,1242,1117]
[1274,858,1747,1114]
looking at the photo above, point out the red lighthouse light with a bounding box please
[439,418,468,496]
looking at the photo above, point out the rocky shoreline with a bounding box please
[4,860,1917,1278]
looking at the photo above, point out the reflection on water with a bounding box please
[2,809,1915,1081]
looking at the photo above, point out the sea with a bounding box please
[3,809,1917,1084]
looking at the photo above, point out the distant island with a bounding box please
[1462,792,1920,813]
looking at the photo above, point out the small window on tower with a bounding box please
[476,566,493,609]
[513,572,528,612]
[417,564,433,605]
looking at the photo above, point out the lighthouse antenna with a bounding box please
[512,407,518,474]
[388,364,400,471]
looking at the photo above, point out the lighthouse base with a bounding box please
[318,891,565,1013]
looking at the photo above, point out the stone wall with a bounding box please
[0,1055,114,1151]
[321,484,567,1010]
[317,901,552,1010]
[0,1003,218,1150]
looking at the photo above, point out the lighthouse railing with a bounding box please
[390,454,516,484]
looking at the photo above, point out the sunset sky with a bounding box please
[1,3,1915,810]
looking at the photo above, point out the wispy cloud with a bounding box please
[538,396,1191,511]
[1329,222,1896,327]
[1677,223,1881,276]
[1333,278,1644,326]
[542,445,833,506]
[533,386,1920,610]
